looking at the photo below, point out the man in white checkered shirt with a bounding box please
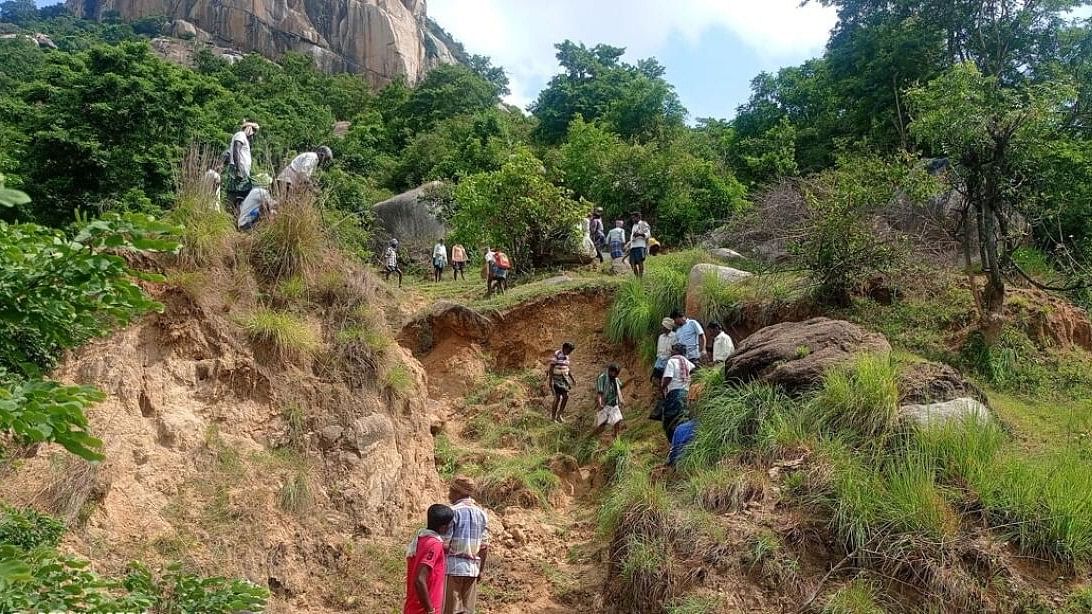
[444,476,490,614]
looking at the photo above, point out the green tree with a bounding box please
[908,62,1081,336]
[530,41,685,144]
[452,147,585,272]
[0,0,37,25]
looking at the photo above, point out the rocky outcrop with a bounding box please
[724,317,892,391]
[68,0,456,85]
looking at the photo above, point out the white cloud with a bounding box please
[428,0,838,110]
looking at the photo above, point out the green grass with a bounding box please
[666,595,725,614]
[971,450,1092,565]
[474,453,562,509]
[170,197,235,268]
[822,578,886,614]
[383,363,414,397]
[811,353,900,440]
[434,434,461,479]
[683,466,765,514]
[239,308,320,359]
[336,323,391,355]
[598,469,672,539]
[679,383,798,469]
[281,404,307,451]
[821,445,959,562]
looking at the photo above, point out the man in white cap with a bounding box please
[226,121,260,209]
[276,146,333,197]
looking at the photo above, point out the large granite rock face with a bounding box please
[68,0,456,85]
[724,317,892,392]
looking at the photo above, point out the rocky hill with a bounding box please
[66,0,457,85]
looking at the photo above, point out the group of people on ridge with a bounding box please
[584,208,658,278]
[379,239,512,294]
[404,477,491,614]
[203,120,333,230]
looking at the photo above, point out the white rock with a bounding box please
[900,397,993,427]
[684,263,753,317]
[711,247,744,262]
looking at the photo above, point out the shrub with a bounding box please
[251,198,326,280]
[0,506,65,550]
[126,563,269,613]
[240,308,320,360]
[811,354,900,440]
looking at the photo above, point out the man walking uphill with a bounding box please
[660,343,695,441]
[226,121,259,208]
[445,476,490,614]
[629,212,652,278]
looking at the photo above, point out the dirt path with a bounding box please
[403,288,658,613]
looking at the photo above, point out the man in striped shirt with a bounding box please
[546,342,577,423]
[444,476,490,614]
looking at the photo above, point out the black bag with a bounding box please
[648,398,664,421]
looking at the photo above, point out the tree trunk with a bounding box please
[978,198,1006,342]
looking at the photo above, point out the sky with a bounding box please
[429,0,840,120]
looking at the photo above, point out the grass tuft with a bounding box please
[811,353,900,440]
[680,383,797,469]
[252,197,325,280]
[822,577,885,614]
[278,470,312,515]
[239,308,320,360]
[383,363,414,398]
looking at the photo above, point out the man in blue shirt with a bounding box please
[667,419,697,468]
[671,309,706,363]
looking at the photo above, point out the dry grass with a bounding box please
[32,454,101,526]
[251,195,326,281]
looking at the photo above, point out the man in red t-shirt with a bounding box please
[405,504,455,614]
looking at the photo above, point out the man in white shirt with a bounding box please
[660,343,696,441]
[237,187,275,231]
[432,238,448,283]
[226,121,259,207]
[276,146,333,197]
[483,247,496,292]
[629,211,652,278]
[708,321,736,365]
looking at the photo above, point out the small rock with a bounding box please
[132,447,149,465]
[338,451,361,467]
[509,527,527,546]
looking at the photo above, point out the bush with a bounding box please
[170,146,235,268]
[476,454,561,509]
[0,506,65,550]
[240,308,320,360]
[811,354,900,440]
[599,470,672,539]
[251,198,326,280]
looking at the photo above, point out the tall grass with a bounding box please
[822,445,959,563]
[607,279,657,344]
[822,578,885,614]
[599,470,672,539]
[680,383,797,469]
[811,353,900,440]
[971,450,1092,565]
[252,196,326,280]
[239,308,320,360]
[171,145,235,268]
[914,416,1005,484]
[476,453,562,509]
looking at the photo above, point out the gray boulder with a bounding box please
[710,248,745,262]
[373,181,448,265]
[900,398,993,427]
[170,19,198,40]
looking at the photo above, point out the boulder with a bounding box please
[899,361,987,405]
[373,181,448,266]
[710,248,745,262]
[900,398,994,427]
[67,0,455,86]
[724,317,892,392]
[170,19,198,39]
[685,263,753,317]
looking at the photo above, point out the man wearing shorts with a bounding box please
[451,243,468,281]
[591,363,625,441]
[546,342,576,423]
[629,212,651,278]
